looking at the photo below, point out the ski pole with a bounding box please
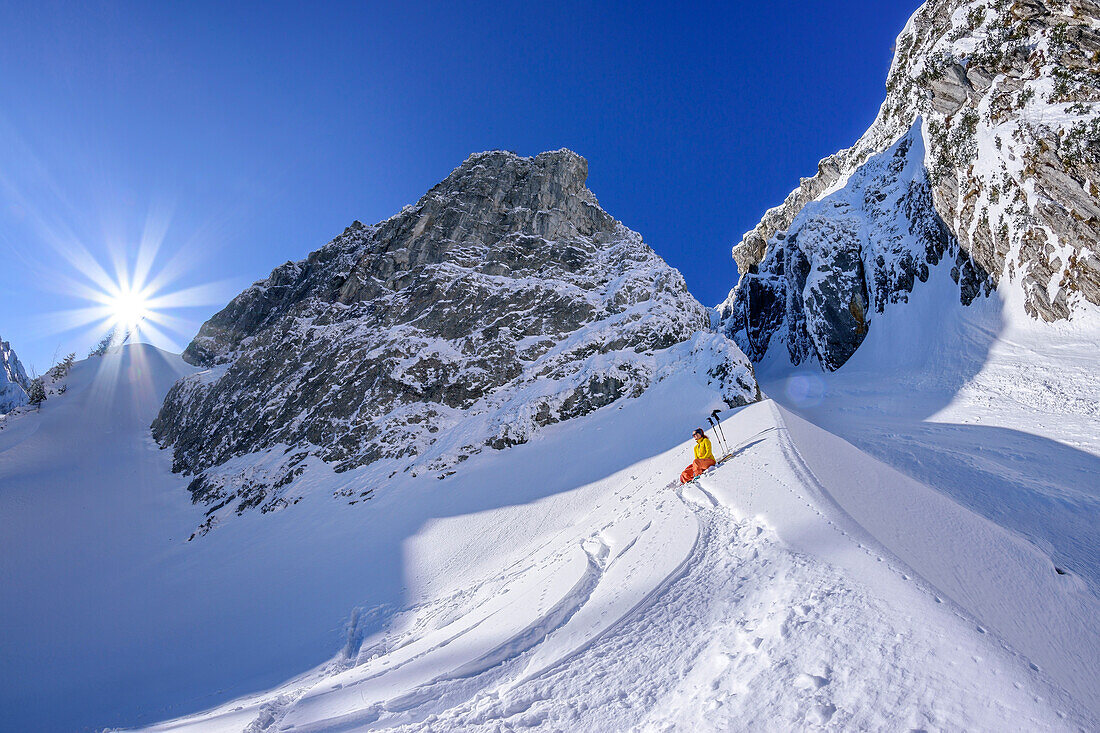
[711,410,728,449]
[708,407,726,453]
[707,415,727,455]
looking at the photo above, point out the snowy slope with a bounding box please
[141,404,1096,732]
[4,291,1098,730]
[753,255,1100,712]
[0,342,737,732]
[132,277,1099,732]
[0,346,201,731]
[136,264,1100,731]
[759,258,1100,611]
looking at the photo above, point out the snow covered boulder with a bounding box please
[153,149,759,521]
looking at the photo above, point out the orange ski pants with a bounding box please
[680,457,716,484]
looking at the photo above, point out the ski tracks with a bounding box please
[383,498,788,732]
[232,404,1083,732]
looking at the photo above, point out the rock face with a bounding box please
[154,150,758,522]
[0,338,30,414]
[721,0,1100,369]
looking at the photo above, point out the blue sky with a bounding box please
[0,0,918,372]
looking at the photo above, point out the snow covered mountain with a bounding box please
[0,337,30,413]
[720,0,1100,369]
[4,2,1099,729]
[153,149,757,532]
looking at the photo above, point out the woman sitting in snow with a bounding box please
[679,428,716,484]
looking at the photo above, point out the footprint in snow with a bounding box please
[806,702,837,724]
[794,672,830,690]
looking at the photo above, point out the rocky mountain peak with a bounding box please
[155,150,758,531]
[183,149,618,368]
[722,0,1100,370]
[374,148,605,268]
[441,148,591,204]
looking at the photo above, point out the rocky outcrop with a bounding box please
[722,0,1100,369]
[723,126,964,368]
[154,150,758,523]
[0,338,30,414]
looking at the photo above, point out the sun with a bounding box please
[49,247,208,356]
[108,286,153,331]
[40,204,238,357]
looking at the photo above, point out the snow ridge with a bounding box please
[143,400,1093,732]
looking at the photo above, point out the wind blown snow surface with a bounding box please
[0,342,732,731]
[3,278,1099,730]
[140,399,1094,732]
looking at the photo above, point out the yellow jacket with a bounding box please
[693,436,714,462]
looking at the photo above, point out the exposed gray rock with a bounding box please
[929,63,971,115]
[966,65,996,93]
[722,127,962,368]
[154,149,758,524]
[723,0,1100,370]
[0,338,30,414]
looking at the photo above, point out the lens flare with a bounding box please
[784,373,826,407]
[53,253,196,355]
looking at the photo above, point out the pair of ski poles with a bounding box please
[707,409,729,457]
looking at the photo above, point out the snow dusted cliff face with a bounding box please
[0,338,30,414]
[721,0,1100,369]
[153,149,757,522]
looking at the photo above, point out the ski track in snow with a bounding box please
[151,402,1090,733]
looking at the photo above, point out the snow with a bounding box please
[0,342,726,731]
[4,268,1099,730]
[141,403,1094,732]
[756,259,1100,716]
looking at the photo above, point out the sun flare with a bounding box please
[36,201,240,357]
[108,286,153,331]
